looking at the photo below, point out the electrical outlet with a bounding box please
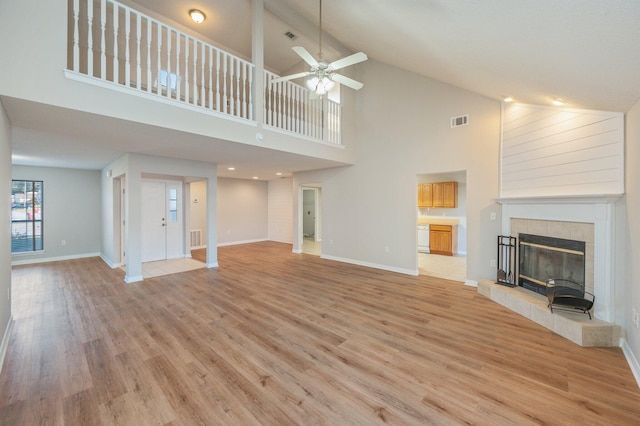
[61,240,66,246]
[490,212,497,221]
[490,259,496,267]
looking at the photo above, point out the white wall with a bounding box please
[189,181,208,247]
[268,177,293,244]
[11,165,102,263]
[502,103,624,197]
[624,97,640,373]
[217,178,268,245]
[0,101,12,372]
[293,59,502,280]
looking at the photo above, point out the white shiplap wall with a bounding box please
[501,104,624,197]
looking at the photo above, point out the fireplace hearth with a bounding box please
[518,233,586,296]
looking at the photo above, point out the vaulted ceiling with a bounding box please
[7,0,640,177]
[130,0,640,112]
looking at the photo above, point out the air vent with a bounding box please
[450,114,469,128]
[284,31,298,40]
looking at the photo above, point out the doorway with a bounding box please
[416,171,467,281]
[141,179,183,262]
[301,186,321,256]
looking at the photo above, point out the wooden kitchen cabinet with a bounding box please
[417,181,457,208]
[417,183,433,207]
[429,224,458,256]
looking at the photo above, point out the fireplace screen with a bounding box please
[518,233,585,294]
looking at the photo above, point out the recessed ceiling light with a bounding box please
[503,96,514,103]
[189,9,206,24]
[552,98,566,106]
[276,172,282,176]
[253,176,259,180]
[227,167,235,171]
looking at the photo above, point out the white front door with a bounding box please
[141,180,183,262]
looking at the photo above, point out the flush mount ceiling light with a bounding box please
[189,9,206,24]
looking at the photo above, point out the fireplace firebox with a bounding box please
[518,233,586,296]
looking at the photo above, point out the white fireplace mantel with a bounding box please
[496,194,624,324]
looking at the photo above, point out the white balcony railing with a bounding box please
[68,0,342,145]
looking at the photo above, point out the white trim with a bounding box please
[464,279,478,287]
[621,338,640,390]
[11,252,101,266]
[263,124,346,148]
[217,238,268,247]
[321,254,419,276]
[496,194,623,205]
[124,275,144,283]
[292,249,302,254]
[100,254,122,269]
[206,262,219,269]
[0,316,14,376]
[64,71,258,127]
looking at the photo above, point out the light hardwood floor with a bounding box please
[1,241,639,425]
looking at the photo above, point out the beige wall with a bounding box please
[0,101,12,368]
[294,59,502,279]
[625,97,640,363]
[217,178,268,245]
[11,166,102,263]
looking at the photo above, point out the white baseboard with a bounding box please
[0,316,14,376]
[100,255,122,269]
[321,254,419,276]
[206,262,219,269]
[464,279,478,287]
[124,275,143,283]
[12,252,101,266]
[217,238,268,247]
[621,338,640,390]
[292,249,302,254]
[190,245,206,250]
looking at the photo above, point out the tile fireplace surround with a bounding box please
[486,195,624,346]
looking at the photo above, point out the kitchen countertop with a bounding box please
[418,218,460,226]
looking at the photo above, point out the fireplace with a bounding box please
[518,233,586,296]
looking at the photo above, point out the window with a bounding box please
[156,69,180,91]
[11,180,43,253]
[168,188,178,222]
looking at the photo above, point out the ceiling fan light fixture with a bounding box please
[322,77,335,91]
[306,76,320,91]
[189,9,206,24]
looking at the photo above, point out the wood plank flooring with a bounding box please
[1,241,639,425]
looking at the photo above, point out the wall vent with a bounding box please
[450,114,469,128]
[190,229,202,247]
[284,31,298,40]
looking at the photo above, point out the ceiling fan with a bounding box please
[271,0,367,96]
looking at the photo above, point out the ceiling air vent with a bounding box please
[284,31,298,40]
[450,114,469,128]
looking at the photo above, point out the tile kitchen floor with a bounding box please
[418,252,466,282]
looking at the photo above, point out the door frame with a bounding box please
[298,185,322,253]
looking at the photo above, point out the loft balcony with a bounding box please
[67,0,342,146]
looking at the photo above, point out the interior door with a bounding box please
[141,180,167,262]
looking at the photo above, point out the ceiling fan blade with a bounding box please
[271,71,311,84]
[329,52,368,71]
[332,73,364,90]
[292,46,319,67]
